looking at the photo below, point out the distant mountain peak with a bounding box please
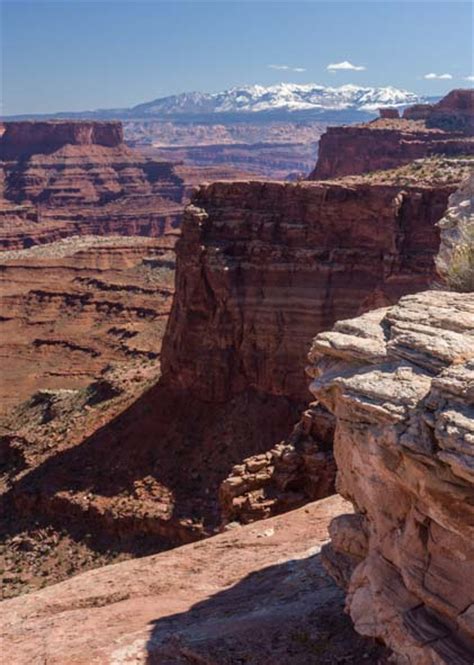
[131,83,423,116]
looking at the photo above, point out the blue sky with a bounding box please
[2,0,473,115]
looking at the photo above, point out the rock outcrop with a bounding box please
[379,108,400,119]
[308,290,474,663]
[0,494,390,665]
[310,90,473,180]
[426,89,474,133]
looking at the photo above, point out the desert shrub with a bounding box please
[439,224,474,292]
[437,222,474,293]
[435,173,473,293]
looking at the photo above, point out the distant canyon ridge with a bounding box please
[4,83,440,180]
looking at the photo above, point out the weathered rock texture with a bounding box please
[219,402,336,525]
[311,90,473,180]
[0,494,391,665]
[309,291,474,664]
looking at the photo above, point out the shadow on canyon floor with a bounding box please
[1,380,303,557]
[143,553,391,664]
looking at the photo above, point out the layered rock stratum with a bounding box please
[0,234,176,414]
[310,89,473,179]
[309,290,474,664]
[0,120,248,249]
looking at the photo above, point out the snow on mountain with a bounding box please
[131,83,423,116]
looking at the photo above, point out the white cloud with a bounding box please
[423,72,453,80]
[327,60,366,72]
[268,64,306,72]
[464,75,474,82]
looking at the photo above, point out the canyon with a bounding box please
[0,120,247,250]
[0,90,473,663]
[126,120,324,180]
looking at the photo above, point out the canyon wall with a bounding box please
[310,90,474,180]
[0,120,124,158]
[0,120,249,250]
[2,101,472,598]
[161,178,450,407]
[310,290,474,664]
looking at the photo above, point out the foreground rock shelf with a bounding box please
[0,494,390,664]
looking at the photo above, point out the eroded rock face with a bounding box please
[310,90,473,180]
[309,291,474,663]
[426,89,474,133]
[161,178,449,407]
[0,121,250,249]
[0,120,124,158]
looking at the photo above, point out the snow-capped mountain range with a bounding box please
[131,83,424,116]
[6,83,437,123]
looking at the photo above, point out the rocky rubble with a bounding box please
[220,403,336,525]
[308,290,474,663]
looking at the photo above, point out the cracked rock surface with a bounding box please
[309,290,474,664]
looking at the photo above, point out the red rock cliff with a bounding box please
[0,120,123,158]
[160,178,450,407]
[310,89,473,179]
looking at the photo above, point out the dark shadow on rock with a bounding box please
[144,552,390,665]
[1,380,302,557]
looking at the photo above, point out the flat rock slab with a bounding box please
[0,494,389,664]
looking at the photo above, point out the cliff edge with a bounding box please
[309,290,474,664]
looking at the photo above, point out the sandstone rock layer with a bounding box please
[309,291,474,664]
[162,178,450,407]
[311,90,473,180]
